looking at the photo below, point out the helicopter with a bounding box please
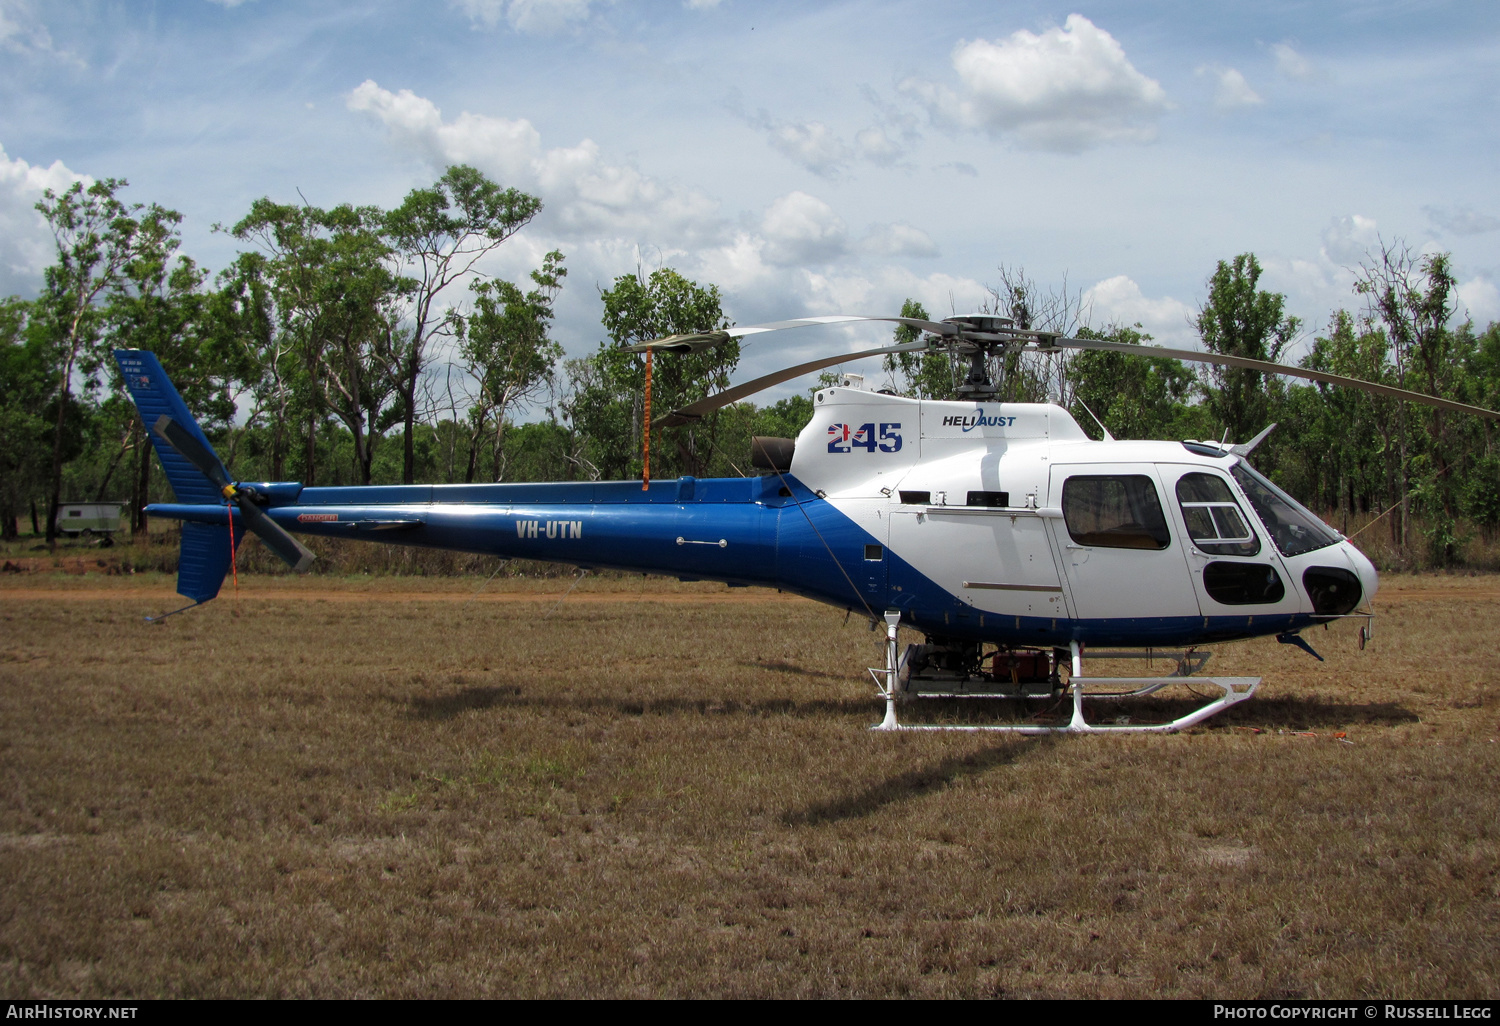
[112,312,1500,734]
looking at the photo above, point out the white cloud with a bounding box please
[0,142,91,295]
[1271,42,1314,82]
[1082,275,1197,346]
[0,0,78,62]
[1456,276,1500,326]
[1199,65,1262,110]
[853,126,903,167]
[860,222,938,258]
[1258,256,1354,339]
[346,80,723,245]
[1425,205,1500,237]
[902,14,1168,152]
[760,191,847,266]
[692,232,774,297]
[753,113,912,174]
[683,0,720,8]
[451,0,602,34]
[800,268,989,325]
[1321,213,1380,266]
[764,119,850,177]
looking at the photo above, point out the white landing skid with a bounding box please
[869,612,1260,734]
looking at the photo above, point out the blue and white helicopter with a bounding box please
[113,313,1500,733]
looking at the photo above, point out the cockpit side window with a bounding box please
[1176,473,1260,556]
[1061,475,1171,550]
[1230,461,1341,558]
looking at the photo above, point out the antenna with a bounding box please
[1075,397,1115,441]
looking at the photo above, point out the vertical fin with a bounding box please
[113,349,222,505]
[176,521,245,604]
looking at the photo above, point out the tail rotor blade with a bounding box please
[152,415,232,490]
[235,498,316,572]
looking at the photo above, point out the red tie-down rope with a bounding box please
[642,347,653,491]
[226,499,239,598]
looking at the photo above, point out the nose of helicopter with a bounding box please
[1344,541,1379,603]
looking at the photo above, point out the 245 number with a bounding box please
[827,422,902,454]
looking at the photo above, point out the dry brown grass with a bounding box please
[0,572,1497,998]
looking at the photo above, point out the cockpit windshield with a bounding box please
[1230,460,1341,558]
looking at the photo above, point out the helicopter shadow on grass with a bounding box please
[405,684,876,722]
[900,692,1422,733]
[1212,694,1420,730]
[782,740,1037,827]
[779,691,1424,828]
[738,659,849,682]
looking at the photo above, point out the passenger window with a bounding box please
[1175,473,1259,556]
[1061,475,1171,550]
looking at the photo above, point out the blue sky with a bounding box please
[3,0,1497,402]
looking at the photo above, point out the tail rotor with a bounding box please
[151,415,315,572]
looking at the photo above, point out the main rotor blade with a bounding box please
[235,498,316,572]
[1050,337,1500,422]
[152,415,232,490]
[730,314,957,338]
[627,314,955,354]
[654,341,929,428]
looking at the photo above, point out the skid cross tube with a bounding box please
[871,630,1260,734]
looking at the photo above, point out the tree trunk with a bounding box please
[351,407,374,486]
[45,392,68,549]
[402,383,416,484]
[304,410,317,488]
[464,412,487,484]
[134,426,151,541]
[271,414,285,482]
[490,405,510,483]
[95,428,131,502]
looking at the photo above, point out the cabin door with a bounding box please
[1155,463,1301,618]
[1045,464,1201,622]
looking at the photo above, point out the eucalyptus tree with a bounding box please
[981,264,1083,404]
[1466,322,1500,540]
[1292,309,1393,520]
[228,200,402,486]
[449,249,566,482]
[1065,324,1202,442]
[883,298,958,400]
[1195,254,1301,454]
[1353,246,1467,559]
[382,165,543,483]
[106,206,239,530]
[212,251,302,481]
[0,298,49,539]
[34,178,153,545]
[566,268,736,480]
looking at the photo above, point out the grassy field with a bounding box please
[0,571,1497,998]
